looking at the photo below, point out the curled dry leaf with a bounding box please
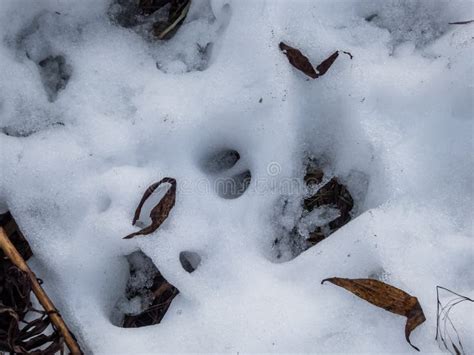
[124,177,177,239]
[321,277,425,351]
[279,42,318,79]
[279,42,353,79]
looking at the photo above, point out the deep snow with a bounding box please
[0,0,473,353]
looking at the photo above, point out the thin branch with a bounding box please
[449,20,474,25]
[156,1,191,40]
[436,286,473,355]
[0,227,82,354]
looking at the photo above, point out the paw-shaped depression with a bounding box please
[200,148,251,199]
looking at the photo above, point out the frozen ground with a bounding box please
[0,0,473,353]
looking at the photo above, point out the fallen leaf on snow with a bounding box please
[279,42,318,79]
[279,42,353,79]
[321,277,425,351]
[124,177,177,239]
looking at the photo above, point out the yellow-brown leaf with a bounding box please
[322,277,425,351]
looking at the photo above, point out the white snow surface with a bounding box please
[0,0,473,353]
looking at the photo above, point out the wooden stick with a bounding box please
[0,227,82,354]
[449,20,474,25]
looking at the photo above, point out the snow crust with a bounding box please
[0,0,473,353]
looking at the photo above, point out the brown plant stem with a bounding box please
[0,227,82,354]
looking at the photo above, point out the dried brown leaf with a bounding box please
[315,51,339,77]
[123,268,179,328]
[0,266,65,354]
[0,262,32,318]
[124,177,177,239]
[279,42,318,79]
[279,42,353,79]
[321,277,425,351]
[303,176,354,246]
[0,306,20,352]
[315,50,353,77]
[304,177,353,212]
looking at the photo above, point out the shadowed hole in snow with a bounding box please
[200,148,240,174]
[38,55,72,102]
[271,156,370,262]
[112,250,178,327]
[0,11,77,137]
[97,194,112,213]
[216,169,251,199]
[109,0,221,73]
[1,121,64,138]
[13,11,76,101]
[179,251,201,273]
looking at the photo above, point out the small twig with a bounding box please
[0,227,82,354]
[436,286,473,355]
[449,20,474,25]
[156,1,191,40]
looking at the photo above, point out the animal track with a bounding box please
[109,0,223,73]
[216,169,252,199]
[1,11,75,137]
[97,194,112,213]
[200,148,251,199]
[272,156,369,261]
[38,55,72,102]
[179,251,201,273]
[112,250,179,328]
[201,149,240,174]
